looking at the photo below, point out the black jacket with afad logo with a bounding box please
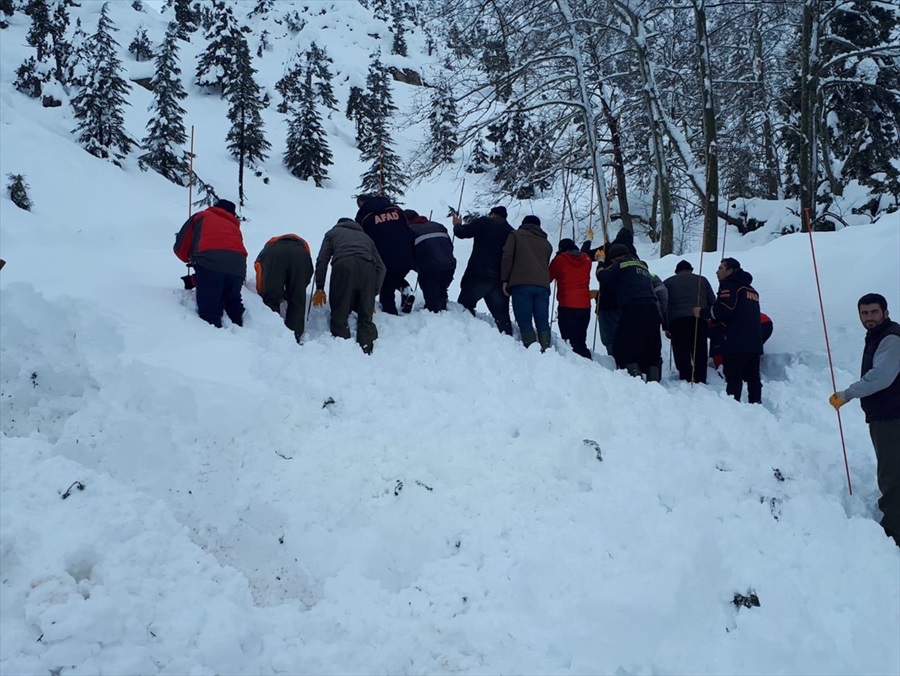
[700,268,762,355]
[355,196,414,272]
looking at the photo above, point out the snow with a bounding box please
[1,2,899,674]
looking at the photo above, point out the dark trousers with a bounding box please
[329,257,379,349]
[613,303,661,371]
[458,276,512,335]
[597,308,619,356]
[557,307,591,359]
[670,316,709,383]
[870,418,900,544]
[722,353,762,403]
[194,265,245,328]
[379,268,411,315]
[419,269,454,312]
[257,246,313,341]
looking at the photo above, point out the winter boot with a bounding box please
[360,341,374,355]
[538,330,552,353]
[522,331,537,348]
[624,363,642,378]
[644,365,661,382]
[400,286,415,314]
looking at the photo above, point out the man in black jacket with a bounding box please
[830,293,900,546]
[597,243,662,381]
[405,209,456,312]
[694,258,762,403]
[356,194,415,315]
[452,206,513,335]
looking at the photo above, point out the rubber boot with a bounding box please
[522,331,537,348]
[538,330,552,353]
[624,363,642,377]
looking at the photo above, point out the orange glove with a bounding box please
[312,290,327,307]
[594,248,605,262]
[586,228,594,240]
[829,392,846,410]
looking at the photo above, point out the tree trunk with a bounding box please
[798,0,819,231]
[600,95,633,232]
[694,0,718,253]
[754,10,780,200]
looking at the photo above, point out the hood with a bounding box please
[730,268,753,285]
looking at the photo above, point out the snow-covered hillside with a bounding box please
[1,2,898,674]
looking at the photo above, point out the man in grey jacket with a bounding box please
[313,218,386,354]
[664,260,716,383]
[831,293,900,545]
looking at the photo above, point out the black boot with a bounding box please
[522,331,537,348]
[538,330,552,353]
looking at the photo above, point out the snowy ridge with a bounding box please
[1,1,899,674]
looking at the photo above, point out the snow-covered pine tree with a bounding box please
[357,52,407,200]
[371,0,389,24]
[346,85,368,142]
[49,0,73,84]
[275,58,303,115]
[24,0,52,63]
[65,17,90,86]
[224,32,270,206]
[170,0,197,39]
[283,60,333,187]
[70,2,133,165]
[248,0,274,19]
[195,0,240,96]
[129,26,154,61]
[0,0,15,30]
[466,134,489,174]
[139,22,189,185]
[391,0,408,57]
[6,173,33,211]
[308,42,338,111]
[427,81,459,165]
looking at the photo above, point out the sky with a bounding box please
[1,2,898,674]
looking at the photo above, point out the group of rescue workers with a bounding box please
[173,194,771,399]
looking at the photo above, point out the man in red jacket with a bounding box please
[174,199,248,328]
[549,237,594,359]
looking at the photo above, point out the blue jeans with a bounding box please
[510,285,550,336]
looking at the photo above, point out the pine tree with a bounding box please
[6,174,33,211]
[1,0,15,30]
[70,2,133,164]
[466,134,490,174]
[25,0,52,62]
[346,85,368,142]
[248,0,274,19]
[14,57,43,98]
[275,58,303,115]
[195,1,240,96]
[172,0,197,38]
[427,81,458,165]
[225,33,270,206]
[391,0,408,57]
[283,62,333,187]
[65,17,90,86]
[129,26,154,61]
[49,0,72,84]
[371,0,389,23]
[357,52,407,200]
[139,22,189,185]
[308,42,338,111]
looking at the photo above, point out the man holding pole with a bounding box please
[830,293,900,546]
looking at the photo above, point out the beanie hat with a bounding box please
[215,199,237,215]
[403,209,420,220]
[675,260,693,273]
[522,215,541,227]
[558,238,577,253]
[606,243,630,260]
[489,206,508,219]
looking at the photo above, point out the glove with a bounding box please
[829,392,846,410]
[589,290,598,300]
[312,290,327,307]
[594,248,605,262]
[586,228,594,240]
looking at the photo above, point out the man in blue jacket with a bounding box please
[405,209,456,312]
[694,257,763,403]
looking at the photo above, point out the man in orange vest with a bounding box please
[255,235,314,343]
